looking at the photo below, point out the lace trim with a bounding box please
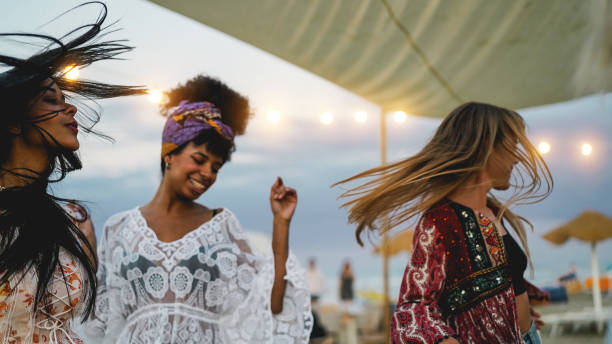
[132,207,229,247]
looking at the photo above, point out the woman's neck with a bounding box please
[0,139,50,188]
[447,174,491,212]
[145,178,198,216]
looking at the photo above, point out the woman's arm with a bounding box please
[269,177,297,314]
[391,217,458,344]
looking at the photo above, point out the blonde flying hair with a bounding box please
[336,102,553,272]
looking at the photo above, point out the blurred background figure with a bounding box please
[307,257,328,302]
[339,261,355,304]
[558,263,578,284]
[307,258,332,343]
[338,311,359,344]
[337,261,359,343]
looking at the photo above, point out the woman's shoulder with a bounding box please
[102,208,138,233]
[216,208,243,230]
[420,199,462,233]
[215,207,240,224]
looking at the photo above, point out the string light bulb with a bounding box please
[538,141,551,154]
[354,111,368,123]
[581,143,593,156]
[63,65,80,81]
[393,111,407,123]
[320,112,334,125]
[147,89,163,104]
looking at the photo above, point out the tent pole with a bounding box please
[591,242,602,314]
[380,108,390,342]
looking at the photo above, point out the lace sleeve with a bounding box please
[221,211,313,343]
[258,251,313,342]
[391,217,456,344]
[73,213,128,344]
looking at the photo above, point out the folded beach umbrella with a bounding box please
[543,211,612,314]
[373,229,413,257]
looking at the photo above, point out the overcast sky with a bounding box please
[2,0,611,300]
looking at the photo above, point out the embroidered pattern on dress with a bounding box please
[391,216,455,344]
[391,201,524,344]
[440,203,511,314]
[478,214,505,266]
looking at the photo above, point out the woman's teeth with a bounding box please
[191,179,206,190]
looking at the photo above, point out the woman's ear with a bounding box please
[164,155,173,171]
[7,125,21,135]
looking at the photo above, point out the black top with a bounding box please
[502,233,527,295]
[340,275,354,301]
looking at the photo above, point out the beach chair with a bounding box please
[543,307,612,336]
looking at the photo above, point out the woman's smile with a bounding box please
[188,177,208,193]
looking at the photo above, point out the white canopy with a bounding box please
[148,0,611,117]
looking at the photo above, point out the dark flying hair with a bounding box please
[160,75,252,172]
[0,1,147,322]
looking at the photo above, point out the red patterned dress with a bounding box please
[391,199,523,344]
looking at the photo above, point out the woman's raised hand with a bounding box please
[269,177,297,222]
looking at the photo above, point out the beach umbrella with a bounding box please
[373,229,414,257]
[542,211,612,314]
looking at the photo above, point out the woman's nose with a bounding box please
[65,103,77,117]
[199,164,214,178]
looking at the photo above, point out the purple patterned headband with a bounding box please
[161,100,234,156]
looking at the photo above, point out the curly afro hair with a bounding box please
[162,75,251,135]
[159,75,252,173]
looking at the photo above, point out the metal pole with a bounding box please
[380,109,390,343]
[591,242,602,314]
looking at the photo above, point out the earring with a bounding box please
[166,162,171,170]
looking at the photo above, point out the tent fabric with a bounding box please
[148,0,610,117]
[542,211,612,245]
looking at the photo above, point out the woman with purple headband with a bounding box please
[77,75,313,343]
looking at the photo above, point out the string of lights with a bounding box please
[64,70,598,158]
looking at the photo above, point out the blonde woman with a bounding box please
[336,102,552,344]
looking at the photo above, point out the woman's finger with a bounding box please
[271,177,284,196]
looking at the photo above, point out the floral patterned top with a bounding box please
[0,248,86,343]
[75,208,312,344]
[391,199,523,344]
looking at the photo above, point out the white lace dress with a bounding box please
[75,208,312,344]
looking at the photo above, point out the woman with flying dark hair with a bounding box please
[336,102,552,343]
[80,75,312,343]
[0,2,145,343]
